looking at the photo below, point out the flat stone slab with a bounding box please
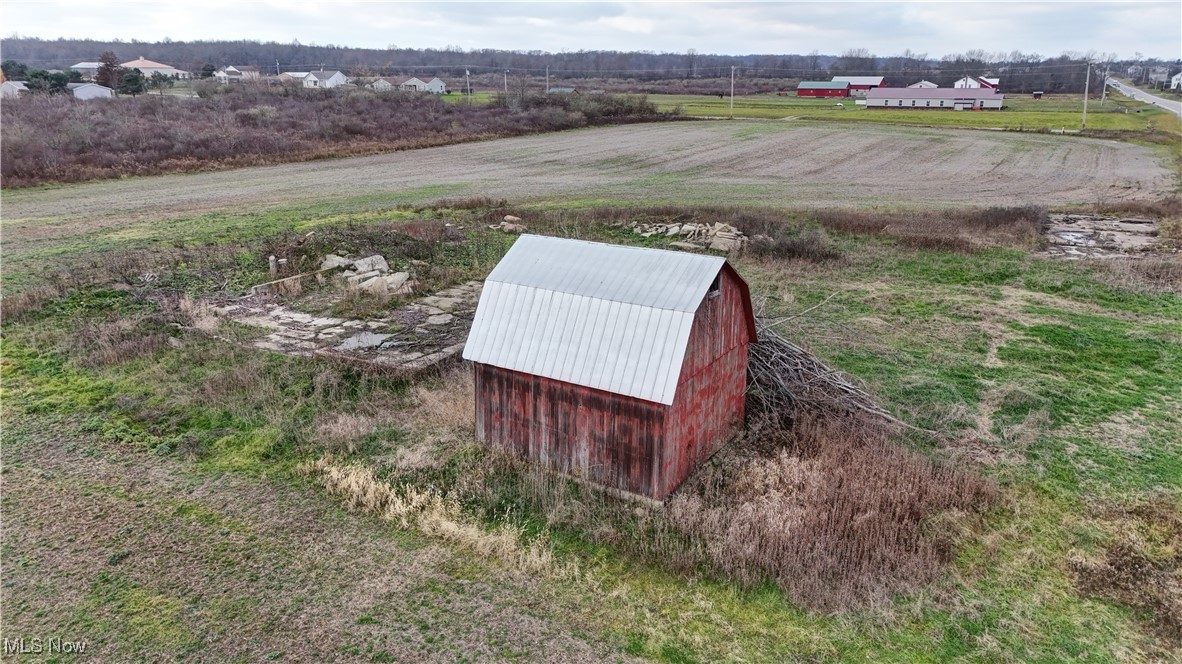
[212,280,484,374]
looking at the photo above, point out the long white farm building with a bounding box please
[865,88,1004,110]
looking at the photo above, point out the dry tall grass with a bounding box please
[388,367,997,613]
[298,456,555,574]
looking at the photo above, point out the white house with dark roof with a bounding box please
[1172,72,1182,90]
[303,70,349,88]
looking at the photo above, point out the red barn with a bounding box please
[831,76,886,95]
[463,235,756,500]
[797,80,850,97]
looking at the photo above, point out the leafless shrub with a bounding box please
[1094,195,1182,219]
[813,205,1045,251]
[2,91,674,187]
[747,230,841,262]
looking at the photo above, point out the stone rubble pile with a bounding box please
[628,220,749,252]
[489,215,527,233]
[321,254,416,296]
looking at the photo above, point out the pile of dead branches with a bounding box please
[747,300,907,431]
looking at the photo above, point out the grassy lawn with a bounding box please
[2,197,1180,661]
[651,91,1180,133]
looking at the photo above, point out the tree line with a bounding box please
[2,37,1177,93]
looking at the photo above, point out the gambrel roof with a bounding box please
[463,235,750,405]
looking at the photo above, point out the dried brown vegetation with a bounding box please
[811,205,1047,251]
[1,89,675,187]
[390,360,996,613]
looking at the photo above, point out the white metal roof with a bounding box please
[463,235,726,405]
[832,76,885,86]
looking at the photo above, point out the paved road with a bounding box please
[1106,78,1182,117]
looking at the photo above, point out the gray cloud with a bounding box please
[2,1,1179,59]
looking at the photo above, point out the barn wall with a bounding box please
[474,364,666,498]
[659,268,752,498]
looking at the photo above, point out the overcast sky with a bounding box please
[3,1,1180,60]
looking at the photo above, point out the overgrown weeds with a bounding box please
[1,90,676,187]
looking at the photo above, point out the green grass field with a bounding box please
[2,190,1180,661]
[650,92,1181,133]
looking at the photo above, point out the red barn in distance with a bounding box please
[796,80,850,97]
[831,75,886,95]
[463,235,757,500]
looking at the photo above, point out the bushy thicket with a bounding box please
[0,88,677,187]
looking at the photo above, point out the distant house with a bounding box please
[279,71,310,84]
[394,76,445,93]
[0,81,28,99]
[67,82,114,99]
[303,70,349,88]
[797,80,849,97]
[213,66,261,84]
[866,87,1004,110]
[1148,66,1171,85]
[120,56,190,78]
[1127,65,1143,78]
[908,80,938,89]
[546,87,579,95]
[367,77,398,91]
[954,76,1000,90]
[1172,72,1182,90]
[831,75,885,97]
[69,62,103,79]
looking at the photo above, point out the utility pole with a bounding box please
[545,65,549,93]
[504,69,508,95]
[465,68,471,99]
[1100,64,1109,106]
[1082,61,1091,129]
[275,60,280,76]
[729,65,735,118]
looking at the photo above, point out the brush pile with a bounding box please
[747,316,905,430]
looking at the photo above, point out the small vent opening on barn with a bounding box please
[708,273,721,299]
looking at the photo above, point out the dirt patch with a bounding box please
[3,122,1171,262]
[1041,213,1166,259]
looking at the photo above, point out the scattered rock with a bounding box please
[425,313,455,325]
[351,255,390,274]
[385,272,411,291]
[503,215,522,222]
[670,241,705,251]
[320,255,351,270]
[346,270,381,286]
[358,276,388,297]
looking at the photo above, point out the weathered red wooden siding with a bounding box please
[659,266,752,498]
[474,364,666,497]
